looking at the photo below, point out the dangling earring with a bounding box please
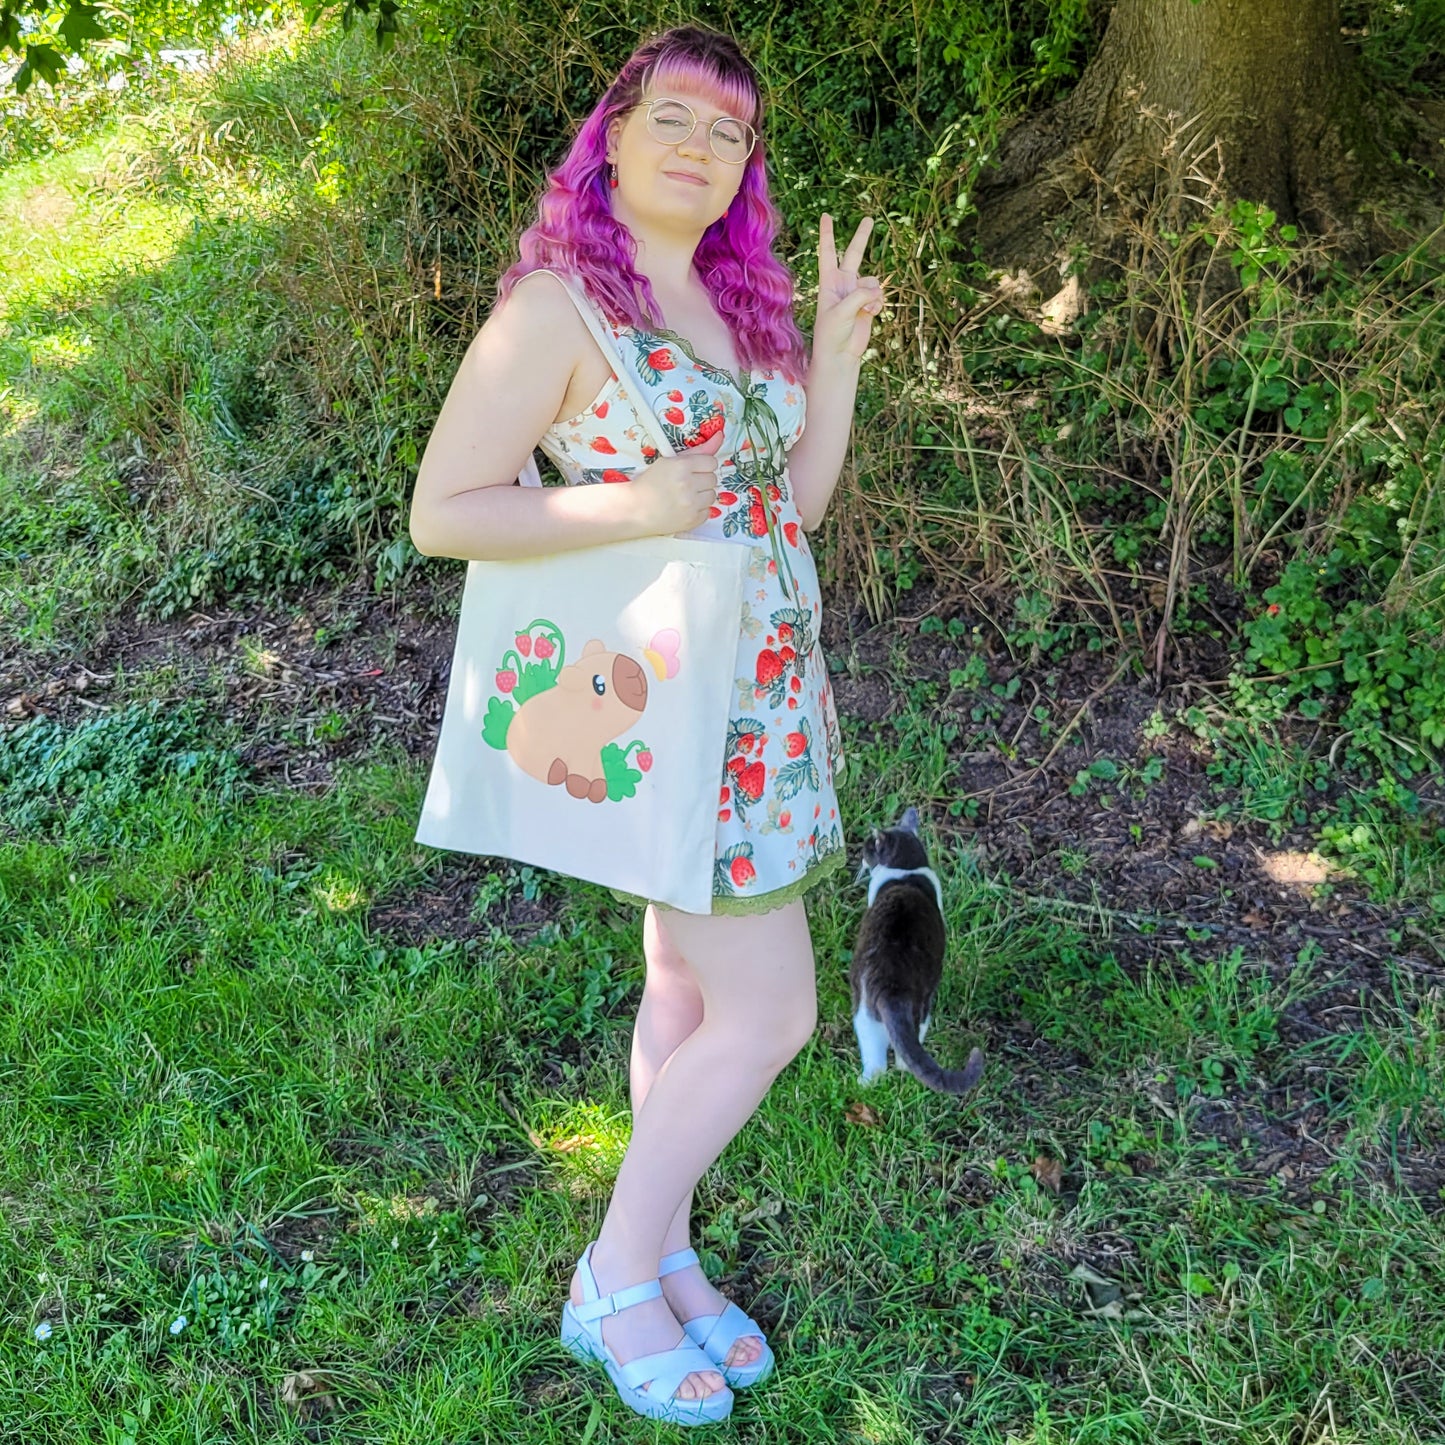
[608,163,618,189]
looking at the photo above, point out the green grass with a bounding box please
[1,718,1442,1442]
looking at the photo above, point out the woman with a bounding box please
[408,24,881,1425]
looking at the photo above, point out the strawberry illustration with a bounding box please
[695,415,724,443]
[668,389,683,402]
[787,697,798,709]
[780,646,796,666]
[737,733,756,753]
[708,506,722,518]
[642,444,658,459]
[784,522,799,547]
[665,406,685,425]
[777,622,794,642]
[748,486,763,503]
[636,749,653,772]
[720,785,730,804]
[595,400,610,419]
[756,650,784,686]
[736,762,766,801]
[717,491,738,506]
[785,731,806,757]
[534,637,555,660]
[516,634,532,656]
[648,348,676,372]
[719,807,732,821]
[601,468,628,484]
[767,484,781,501]
[726,756,747,775]
[748,505,767,536]
[730,854,756,887]
[590,437,617,454]
[495,670,517,693]
[790,677,803,693]
[779,811,792,828]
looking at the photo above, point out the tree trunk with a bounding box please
[975,0,1396,273]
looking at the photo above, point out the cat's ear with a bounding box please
[899,806,921,834]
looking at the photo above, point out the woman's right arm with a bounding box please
[408,274,720,561]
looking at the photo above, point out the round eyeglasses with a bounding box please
[643,98,757,165]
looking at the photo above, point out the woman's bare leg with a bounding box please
[569,901,816,1400]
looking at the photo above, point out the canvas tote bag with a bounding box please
[414,272,745,914]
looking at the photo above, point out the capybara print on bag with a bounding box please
[483,619,680,804]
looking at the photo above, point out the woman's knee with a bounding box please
[737,986,817,1070]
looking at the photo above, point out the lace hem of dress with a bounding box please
[610,845,849,918]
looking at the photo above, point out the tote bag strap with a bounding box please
[516,268,677,487]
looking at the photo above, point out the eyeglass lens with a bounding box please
[646,100,755,163]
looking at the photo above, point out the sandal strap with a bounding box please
[685,1301,764,1357]
[616,1340,721,1397]
[657,1247,701,1277]
[573,1275,662,1323]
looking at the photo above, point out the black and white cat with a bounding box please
[849,807,985,1095]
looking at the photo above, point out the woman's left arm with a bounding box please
[787,214,883,531]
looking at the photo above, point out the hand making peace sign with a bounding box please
[813,213,884,365]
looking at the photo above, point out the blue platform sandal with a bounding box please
[559,1242,735,1426]
[658,1247,776,1389]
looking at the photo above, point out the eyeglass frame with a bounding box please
[637,97,759,165]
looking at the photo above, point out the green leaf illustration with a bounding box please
[482,696,515,750]
[512,660,559,706]
[602,742,642,802]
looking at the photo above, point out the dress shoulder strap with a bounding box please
[515,269,676,487]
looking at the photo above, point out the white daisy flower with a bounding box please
[34,1321,53,1341]
[169,1315,187,1335]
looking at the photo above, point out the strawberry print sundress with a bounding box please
[534,279,847,916]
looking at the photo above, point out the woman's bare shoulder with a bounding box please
[486,269,592,348]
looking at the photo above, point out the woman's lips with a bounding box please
[663,170,708,187]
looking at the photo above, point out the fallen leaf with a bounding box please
[279,1371,339,1419]
[1031,1154,1063,1193]
[1241,910,1268,928]
[551,1134,598,1154]
[845,1102,881,1127]
[1258,849,1333,886]
[738,1198,782,1225]
[1069,1262,1148,1321]
[1181,817,1233,842]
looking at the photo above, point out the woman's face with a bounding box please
[606,82,754,235]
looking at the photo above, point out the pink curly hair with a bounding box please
[498,25,806,378]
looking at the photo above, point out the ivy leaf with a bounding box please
[17,42,65,91]
[375,0,400,48]
[58,3,107,49]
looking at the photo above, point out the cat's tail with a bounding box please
[878,998,985,1096]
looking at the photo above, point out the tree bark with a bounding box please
[975,0,1399,273]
